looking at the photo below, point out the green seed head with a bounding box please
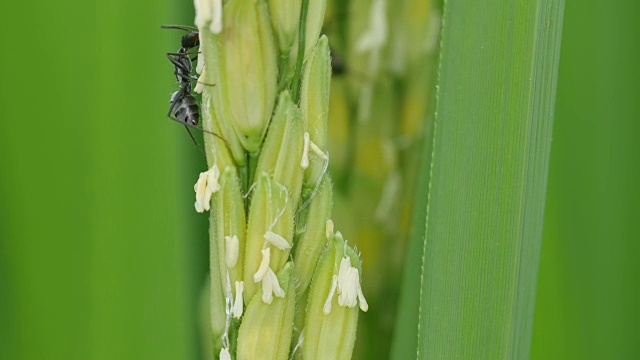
[268,0,302,54]
[293,175,333,294]
[200,0,278,158]
[244,174,295,302]
[201,90,239,171]
[288,0,328,66]
[255,91,305,207]
[193,0,374,357]
[304,0,328,55]
[208,253,227,354]
[211,168,246,301]
[300,36,331,193]
[237,262,296,360]
[302,230,368,359]
[199,275,221,359]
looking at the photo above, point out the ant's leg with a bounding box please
[199,126,228,143]
[165,113,207,157]
[172,71,216,87]
[166,51,201,64]
[167,51,201,57]
[167,87,188,118]
[174,72,201,83]
[169,114,227,144]
[167,51,201,68]
[184,125,207,157]
[174,71,215,87]
[167,110,228,146]
[166,53,192,74]
[168,114,232,157]
[167,114,186,125]
[166,54,214,86]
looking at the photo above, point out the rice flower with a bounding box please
[237,262,296,360]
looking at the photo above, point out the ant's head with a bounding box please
[181,32,200,49]
[161,25,200,49]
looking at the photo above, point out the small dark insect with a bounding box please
[330,50,347,76]
[330,49,368,82]
[161,24,225,156]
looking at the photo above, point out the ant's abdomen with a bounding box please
[174,94,200,126]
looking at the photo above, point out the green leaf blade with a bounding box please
[417,0,564,358]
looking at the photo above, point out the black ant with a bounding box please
[161,24,225,156]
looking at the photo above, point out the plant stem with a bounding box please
[292,0,309,104]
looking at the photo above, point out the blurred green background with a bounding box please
[530,0,640,358]
[0,0,638,359]
[0,0,205,359]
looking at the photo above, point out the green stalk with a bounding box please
[292,0,310,104]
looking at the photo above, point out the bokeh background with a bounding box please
[0,0,638,359]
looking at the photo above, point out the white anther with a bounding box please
[194,48,207,94]
[269,268,285,298]
[264,231,291,250]
[358,285,369,312]
[194,0,223,34]
[261,269,274,304]
[207,164,221,193]
[260,268,284,305]
[194,0,211,27]
[253,248,271,282]
[219,347,231,360]
[337,257,352,293]
[325,220,334,239]
[225,235,239,268]
[301,132,310,169]
[194,70,206,94]
[194,171,212,213]
[323,275,338,315]
[233,281,244,318]
[209,0,223,34]
[339,268,360,308]
[334,256,369,311]
[196,51,205,75]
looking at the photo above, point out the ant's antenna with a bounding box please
[161,24,198,32]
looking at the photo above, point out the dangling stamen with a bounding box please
[323,275,338,315]
[233,281,244,318]
[253,247,271,282]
